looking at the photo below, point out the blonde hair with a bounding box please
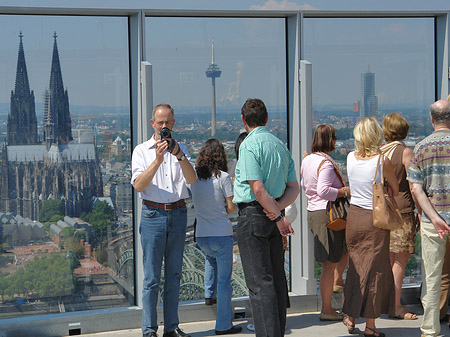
[354,117,383,157]
[447,93,450,102]
[382,113,409,142]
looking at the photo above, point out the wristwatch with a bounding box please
[177,154,186,162]
[274,213,285,223]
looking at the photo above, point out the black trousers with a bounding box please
[237,204,287,337]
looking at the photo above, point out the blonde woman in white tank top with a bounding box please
[343,118,399,337]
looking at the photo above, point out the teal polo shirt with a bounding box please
[233,126,297,203]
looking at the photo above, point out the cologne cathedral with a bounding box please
[0,32,102,220]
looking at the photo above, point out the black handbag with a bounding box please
[317,154,349,231]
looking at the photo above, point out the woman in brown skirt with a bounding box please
[343,118,398,337]
[381,113,419,320]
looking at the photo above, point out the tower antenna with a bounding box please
[205,37,222,137]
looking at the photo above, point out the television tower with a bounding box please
[205,37,221,137]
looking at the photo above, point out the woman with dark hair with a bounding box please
[381,113,418,320]
[301,124,350,321]
[234,132,248,161]
[190,139,241,335]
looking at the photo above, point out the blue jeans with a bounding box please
[197,236,233,331]
[140,204,187,334]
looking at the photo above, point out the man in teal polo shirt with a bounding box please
[234,98,299,337]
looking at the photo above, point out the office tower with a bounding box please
[43,32,72,148]
[205,38,221,137]
[7,32,38,145]
[360,67,378,119]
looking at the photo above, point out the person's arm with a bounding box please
[171,141,196,185]
[249,180,294,237]
[223,174,235,214]
[275,181,300,210]
[383,157,399,196]
[225,196,235,214]
[411,183,450,239]
[133,140,166,192]
[316,162,350,201]
[402,147,423,217]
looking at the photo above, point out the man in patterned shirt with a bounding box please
[408,99,450,337]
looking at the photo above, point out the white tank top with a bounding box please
[347,152,382,210]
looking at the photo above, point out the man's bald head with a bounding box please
[430,100,450,125]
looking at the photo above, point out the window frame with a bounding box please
[0,6,447,336]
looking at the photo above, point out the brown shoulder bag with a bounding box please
[372,154,403,230]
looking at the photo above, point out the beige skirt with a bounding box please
[307,209,346,263]
[390,212,417,254]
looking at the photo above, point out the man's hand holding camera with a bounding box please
[158,127,185,161]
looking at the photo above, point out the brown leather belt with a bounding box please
[142,199,185,210]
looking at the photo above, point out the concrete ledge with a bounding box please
[0,286,421,336]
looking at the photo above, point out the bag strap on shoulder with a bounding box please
[317,159,327,175]
[317,155,346,187]
[373,154,384,185]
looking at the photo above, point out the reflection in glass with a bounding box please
[303,17,434,290]
[0,15,132,319]
[146,16,288,301]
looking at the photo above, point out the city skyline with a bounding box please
[0,1,442,111]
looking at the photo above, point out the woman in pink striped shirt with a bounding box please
[301,124,350,321]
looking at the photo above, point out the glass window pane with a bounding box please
[0,15,132,319]
[146,16,288,301]
[303,17,434,291]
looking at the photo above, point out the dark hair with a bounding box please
[311,124,336,153]
[195,139,228,180]
[234,132,248,161]
[241,98,268,127]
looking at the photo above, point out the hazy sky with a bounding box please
[0,0,447,109]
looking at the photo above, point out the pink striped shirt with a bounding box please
[300,153,343,211]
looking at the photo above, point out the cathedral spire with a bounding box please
[49,31,65,95]
[14,31,31,96]
[7,32,38,145]
[43,32,72,147]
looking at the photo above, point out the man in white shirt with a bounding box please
[131,103,196,337]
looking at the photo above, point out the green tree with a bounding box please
[0,276,7,302]
[48,214,64,224]
[2,254,74,299]
[65,237,85,269]
[81,201,115,244]
[39,200,64,223]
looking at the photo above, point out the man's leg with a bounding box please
[269,230,288,336]
[439,240,450,320]
[420,221,447,337]
[163,206,188,332]
[237,205,283,337]
[140,208,167,335]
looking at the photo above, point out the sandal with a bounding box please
[364,326,385,337]
[389,307,418,320]
[333,285,344,293]
[343,315,356,334]
[320,312,343,321]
